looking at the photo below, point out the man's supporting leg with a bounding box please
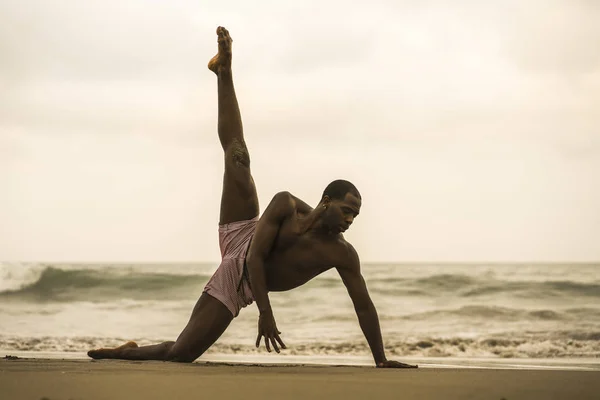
[87,293,233,362]
[209,26,259,225]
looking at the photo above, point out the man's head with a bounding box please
[319,179,362,234]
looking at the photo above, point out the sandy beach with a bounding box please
[2,358,599,400]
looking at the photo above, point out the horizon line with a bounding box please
[2,260,599,265]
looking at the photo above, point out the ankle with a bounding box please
[218,66,233,77]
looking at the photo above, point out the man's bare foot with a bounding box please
[87,341,138,360]
[377,360,418,369]
[208,26,232,75]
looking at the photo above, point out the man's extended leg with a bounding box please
[87,293,233,361]
[208,26,259,225]
[88,27,252,362]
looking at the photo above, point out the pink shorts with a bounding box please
[203,217,258,317]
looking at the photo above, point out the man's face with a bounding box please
[323,193,361,233]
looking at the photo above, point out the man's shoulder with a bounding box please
[333,239,360,271]
[271,190,293,204]
[263,191,295,220]
[268,191,312,215]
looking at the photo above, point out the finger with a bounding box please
[275,333,286,349]
[256,333,261,348]
[270,336,280,353]
[265,336,271,352]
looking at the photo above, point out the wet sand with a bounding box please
[2,358,599,400]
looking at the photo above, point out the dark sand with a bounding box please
[1,358,599,400]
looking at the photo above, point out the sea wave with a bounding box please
[0,266,212,302]
[460,280,600,298]
[372,274,600,299]
[315,306,600,323]
[400,306,600,322]
[2,264,600,303]
[2,331,599,358]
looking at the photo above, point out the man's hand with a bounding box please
[377,360,418,368]
[255,312,286,353]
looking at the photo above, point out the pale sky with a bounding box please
[1,0,599,262]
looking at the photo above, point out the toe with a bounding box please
[217,26,231,44]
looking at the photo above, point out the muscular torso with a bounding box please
[251,197,350,292]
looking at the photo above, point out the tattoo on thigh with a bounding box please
[230,139,250,167]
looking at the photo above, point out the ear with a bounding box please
[322,195,331,208]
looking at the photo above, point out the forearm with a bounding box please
[247,257,273,315]
[356,302,386,364]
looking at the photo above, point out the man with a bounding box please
[88,27,416,369]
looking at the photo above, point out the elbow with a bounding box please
[245,255,259,283]
[246,252,256,268]
[245,252,262,270]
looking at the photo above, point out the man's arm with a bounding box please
[246,191,291,353]
[336,244,417,368]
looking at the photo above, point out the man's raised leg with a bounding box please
[87,27,255,362]
[209,26,259,225]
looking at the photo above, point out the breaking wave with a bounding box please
[0,266,212,302]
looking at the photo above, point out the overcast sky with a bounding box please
[1,0,599,262]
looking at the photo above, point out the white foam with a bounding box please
[0,262,46,292]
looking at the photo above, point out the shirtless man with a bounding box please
[88,27,416,369]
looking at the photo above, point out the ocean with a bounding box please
[1,262,599,362]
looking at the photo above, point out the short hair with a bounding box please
[322,179,361,201]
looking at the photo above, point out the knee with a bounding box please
[225,139,250,168]
[165,344,199,363]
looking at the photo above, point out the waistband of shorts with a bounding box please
[218,216,259,232]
